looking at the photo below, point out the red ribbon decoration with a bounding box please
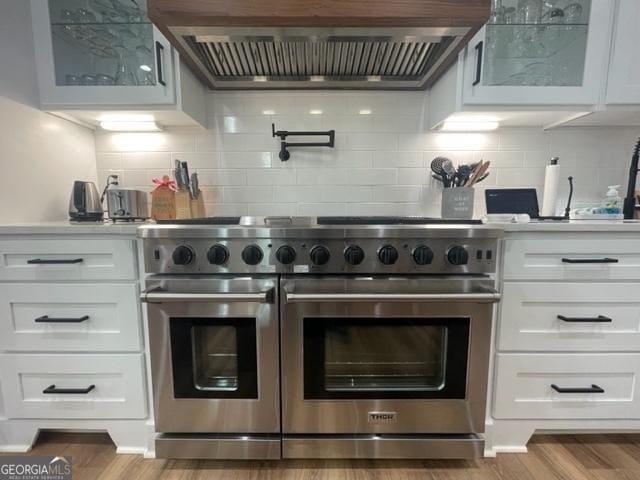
[152,176,176,192]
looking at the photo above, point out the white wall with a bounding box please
[0,0,97,222]
[94,91,637,217]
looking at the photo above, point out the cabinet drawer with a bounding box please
[498,282,640,352]
[493,353,640,420]
[0,354,147,419]
[503,238,640,281]
[0,283,141,352]
[0,239,136,281]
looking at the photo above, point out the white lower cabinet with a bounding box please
[498,282,640,352]
[0,353,147,420]
[0,283,141,352]
[490,232,640,455]
[0,233,148,454]
[0,238,137,281]
[494,353,640,420]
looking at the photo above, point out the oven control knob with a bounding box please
[447,246,469,266]
[172,245,195,265]
[310,245,330,266]
[241,245,263,265]
[207,244,229,265]
[378,245,399,265]
[412,245,434,265]
[344,245,365,265]
[276,245,296,265]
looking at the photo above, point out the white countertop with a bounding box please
[500,219,640,232]
[1,219,640,235]
[0,221,148,235]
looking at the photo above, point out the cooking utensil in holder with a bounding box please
[441,187,474,219]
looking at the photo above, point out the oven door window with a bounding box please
[170,318,258,399]
[304,318,469,399]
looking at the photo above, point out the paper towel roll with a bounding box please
[541,157,560,217]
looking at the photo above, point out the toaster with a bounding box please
[106,188,149,221]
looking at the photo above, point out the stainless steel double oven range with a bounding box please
[140,217,502,460]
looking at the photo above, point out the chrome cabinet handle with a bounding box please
[141,288,274,304]
[43,384,95,394]
[35,315,89,323]
[551,384,604,394]
[27,258,83,264]
[284,292,500,303]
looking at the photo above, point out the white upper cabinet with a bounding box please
[29,0,207,127]
[605,0,640,105]
[461,0,614,106]
[31,0,176,108]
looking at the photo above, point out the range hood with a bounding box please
[148,0,490,90]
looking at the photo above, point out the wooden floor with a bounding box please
[5,432,640,479]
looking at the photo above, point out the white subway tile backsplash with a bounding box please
[246,168,297,186]
[321,186,372,202]
[372,186,422,202]
[223,186,273,203]
[94,92,634,216]
[374,151,422,168]
[96,153,122,170]
[122,152,172,169]
[248,203,297,216]
[197,169,247,186]
[220,152,272,168]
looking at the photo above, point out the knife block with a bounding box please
[175,189,192,219]
[191,193,206,218]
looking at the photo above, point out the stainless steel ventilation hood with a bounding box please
[148,0,490,90]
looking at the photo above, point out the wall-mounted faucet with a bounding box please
[271,123,335,161]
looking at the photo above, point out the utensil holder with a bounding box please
[441,187,474,219]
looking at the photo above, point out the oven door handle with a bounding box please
[141,288,274,304]
[284,291,500,303]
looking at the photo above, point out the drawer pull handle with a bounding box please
[561,257,618,264]
[27,258,84,265]
[557,315,612,323]
[551,384,604,394]
[35,315,90,323]
[43,384,95,394]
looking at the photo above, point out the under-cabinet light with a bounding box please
[440,120,499,132]
[310,75,325,82]
[100,120,163,132]
[253,76,268,82]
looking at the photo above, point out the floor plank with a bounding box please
[3,433,640,480]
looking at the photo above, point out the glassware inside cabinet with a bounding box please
[484,0,591,87]
[48,0,156,87]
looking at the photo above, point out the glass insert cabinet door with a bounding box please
[483,0,592,87]
[170,317,258,399]
[31,0,175,105]
[303,318,470,400]
[48,0,159,87]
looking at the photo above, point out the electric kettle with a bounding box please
[68,181,103,222]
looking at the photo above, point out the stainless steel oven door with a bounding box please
[280,276,499,435]
[143,276,279,433]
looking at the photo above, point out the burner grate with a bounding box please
[316,217,482,225]
[156,217,242,225]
